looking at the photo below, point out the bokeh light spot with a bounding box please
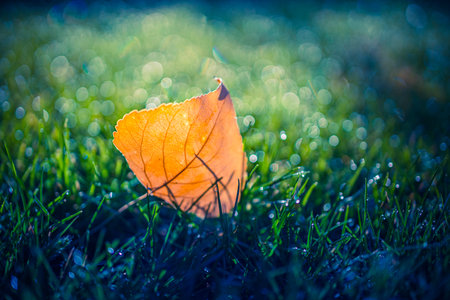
[100,81,116,97]
[88,121,101,137]
[329,135,339,147]
[356,127,367,140]
[317,89,332,105]
[281,92,300,110]
[406,4,427,29]
[142,61,163,83]
[15,129,24,140]
[342,120,353,132]
[50,56,69,78]
[161,77,172,89]
[15,107,25,119]
[76,87,89,102]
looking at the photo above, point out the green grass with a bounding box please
[1,1,449,299]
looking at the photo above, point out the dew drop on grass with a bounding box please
[10,275,18,290]
[323,203,331,211]
[385,178,391,187]
[73,249,83,266]
[68,272,75,279]
[107,247,114,254]
[249,154,257,163]
[388,162,394,168]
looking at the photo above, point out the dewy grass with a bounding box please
[0,1,449,299]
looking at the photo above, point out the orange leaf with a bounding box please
[113,79,246,218]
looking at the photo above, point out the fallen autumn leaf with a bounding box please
[113,79,246,218]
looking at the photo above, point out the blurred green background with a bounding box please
[1,1,448,186]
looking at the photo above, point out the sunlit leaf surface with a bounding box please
[113,80,245,217]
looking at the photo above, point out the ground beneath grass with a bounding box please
[1,1,449,299]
